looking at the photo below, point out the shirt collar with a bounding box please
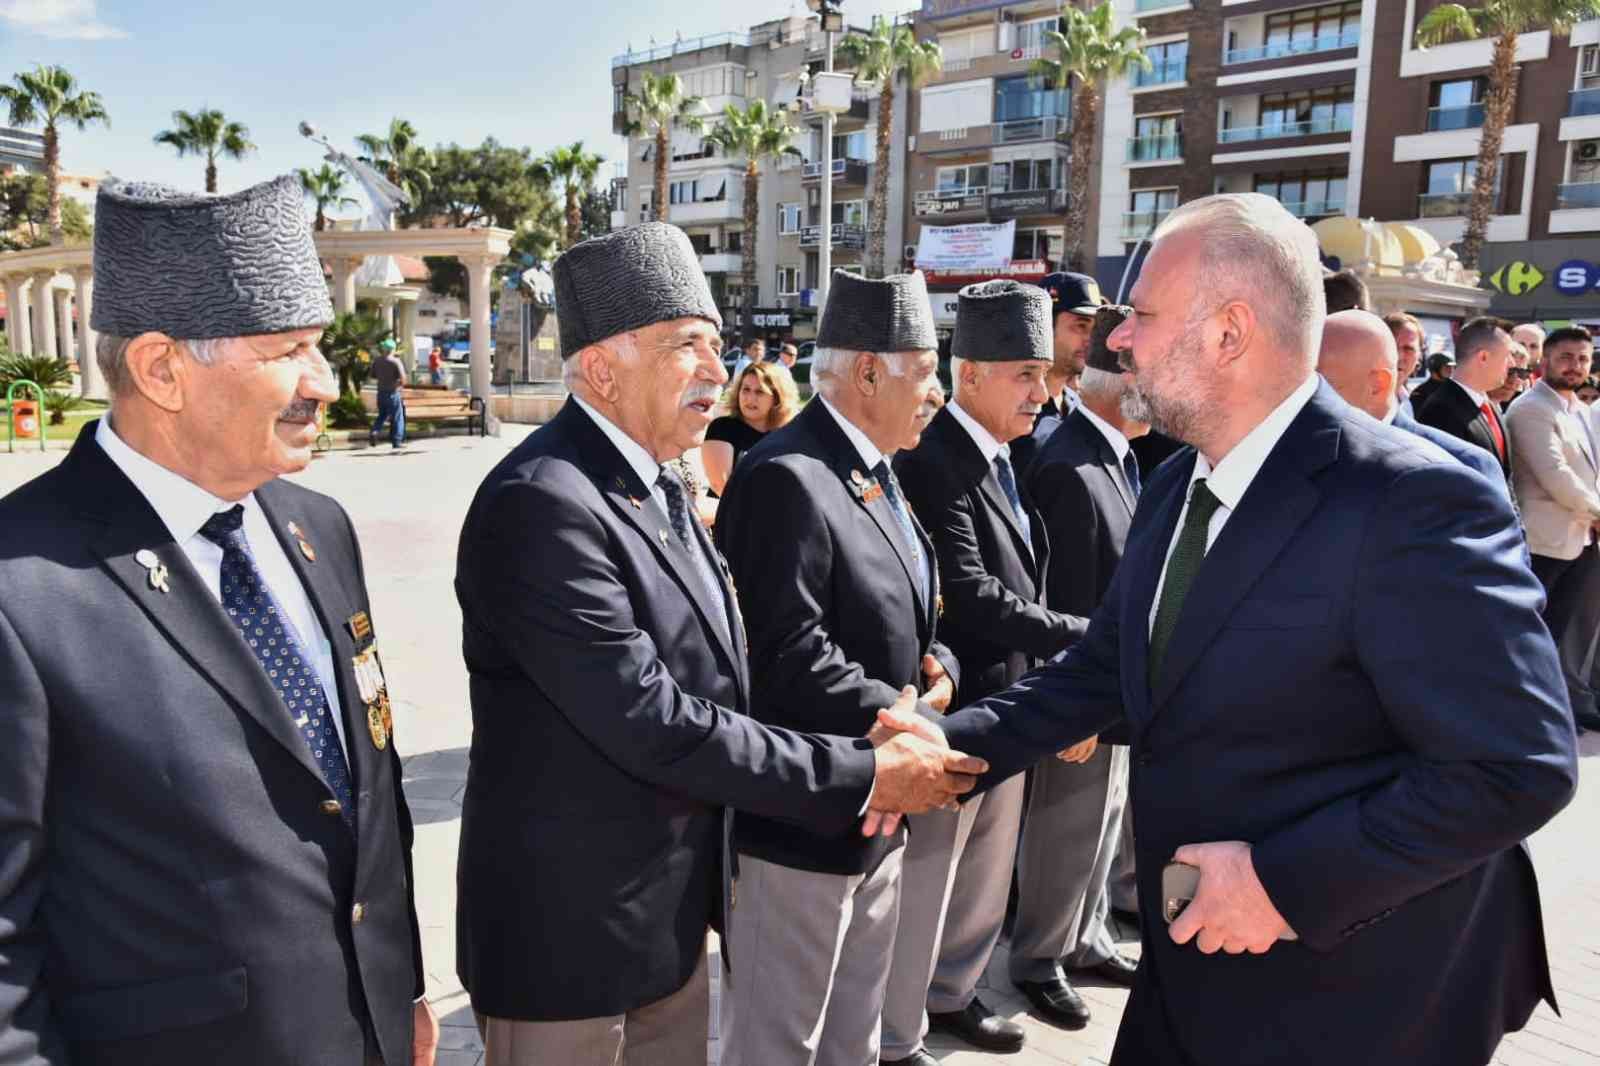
[1076,402,1131,461]
[1450,378,1490,410]
[571,394,664,491]
[817,393,887,471]
[946,400,1004,463]
[1189,374,1318,513]
[1536,378,1580,412]
[95,414,256,545]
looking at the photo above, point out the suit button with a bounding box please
[320,799,343,815]
[351,902,367,925]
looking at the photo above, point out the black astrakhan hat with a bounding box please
[1039,271,1107,317]
[92,175,334,339]
[815,269,937,353]
[1087,305,1134,373]
[553,222,721,358]
[951,280,1052,363]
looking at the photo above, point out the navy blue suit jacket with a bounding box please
[455,400,876,1020]
[1393,406,1506,497]
[939,382,1577,1066]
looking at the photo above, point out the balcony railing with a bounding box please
[1136,0,1185,10]
[988,187,1068,217]
[1222,28,1360,66]
[1418,191,1472,217]
[802,158,871,184]
[1127,134,1182,162]
[993,113,1071,144]
[612,30,749,68]
[1426,103,1485,131]
[1278,198,1346,218]
[1121,209,1174,239]
[1132,58,1187,87]
[914,187,989,218]
[1569,88,1600,117]
[799,223,867,249]
[1557,182,1600,209]
[1218,113,1352,144]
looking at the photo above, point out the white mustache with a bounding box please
[682,384,722,407]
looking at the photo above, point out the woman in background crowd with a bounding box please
[702,360,801,496]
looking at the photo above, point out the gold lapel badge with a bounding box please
[287,521,316,563]
[134,549,170,594]
[353,647,392,750]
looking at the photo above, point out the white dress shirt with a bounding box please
[1148,375,1319,635]
[1077,401,1137,501]
[1451,378,1492,411]
[817,392,888,472]
[95,415,346,748]
[571,394,668,504]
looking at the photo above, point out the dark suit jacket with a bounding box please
[1409,374,1446,414]
[1394,406,1506,495]
[1417,378,1513,483]
[0,425,423,1066]
[894,405,1083,705]
[1025,408,1139,618]
[939,382,1577,1066]
[715,398,959,876]
[455,399,874,1021]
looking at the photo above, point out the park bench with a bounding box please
[396,386,486,437]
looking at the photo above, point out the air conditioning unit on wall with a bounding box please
[1578,140,1600,162]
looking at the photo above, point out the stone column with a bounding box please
[4,274,28,355]
[380,297,396,331]
[73,269,102,399]
[395,298,418,374]
[329,258,361,315]
[53,287,71,363]
[463,253,500,427]
[31,272,56,365]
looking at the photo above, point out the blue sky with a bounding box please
[0,0,915,196]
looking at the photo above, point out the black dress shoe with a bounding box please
[1070,953,1139,988]
[1017,976,1090,1030]
[881,1052,940,1066]
[927,996,1026,1053]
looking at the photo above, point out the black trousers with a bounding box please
[1532,546,1600,725]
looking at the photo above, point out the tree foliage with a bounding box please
[0,173,90,248]
[544,140,605,248]
[621,72,709,221]
[0,64,108,244]
[297,164,359,231]
[153,108,254,193]
[707,100,801,337]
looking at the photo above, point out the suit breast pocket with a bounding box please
[1226,595,1331,630]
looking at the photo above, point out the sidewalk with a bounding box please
[5,432,1596,1065]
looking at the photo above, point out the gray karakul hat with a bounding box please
[554,222,721,358]
[92,174,333,339]
[815,268,937,353]
[951,280,1052,363]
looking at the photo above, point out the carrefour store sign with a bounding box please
[1553,260,1600,295]
[1479,240,1600,316]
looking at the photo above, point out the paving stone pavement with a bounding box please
[5,429,1599,1064]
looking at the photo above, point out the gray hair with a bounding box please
[97,333,231,398]
[949,356,994,401]
[562,330,639,391]
[812,346,909,400]
[1154,193,1324,373]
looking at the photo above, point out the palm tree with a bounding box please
[1032,3,1148,272]
[0,65,109,244]
[707,100,802,339]
[297,164,359,232]
[356,117,432,205]
[1416,0,1600,269]
[838,18,943,276]
[153,109,255,193]
[543,141,606,248]
[621,72,709,221]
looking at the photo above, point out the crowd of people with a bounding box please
[0,179,1582,1066]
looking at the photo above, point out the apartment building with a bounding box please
[610,15,909,342]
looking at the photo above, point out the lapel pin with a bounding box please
[659,529,670,545]
[862,483,884,504]
[850,469,865,485]
[287,521,303,538]
[298,540,316,563]
[629,496,643,509]
[134,549,170,594]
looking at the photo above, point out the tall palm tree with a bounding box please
[1032,3,1148,272]
[297,164,360,231]
[0,64,109,244]
[838,17,943,277]
[621,72,709,221]
[1416,0,1600,269]
[355,117,432,205]
[153,109,255,193]
[707,100,802,338]
[543,141,606,248]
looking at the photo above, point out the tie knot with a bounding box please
[199,505,246,545]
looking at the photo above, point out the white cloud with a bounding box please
[0,0,128,40]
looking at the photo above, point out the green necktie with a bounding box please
[1148,479,1224,690]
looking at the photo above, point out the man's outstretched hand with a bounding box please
[861,686,987,837]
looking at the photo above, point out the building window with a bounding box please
[938,26,992,71]
[1428,77,1487,130]
[1264,2,1362,50]
[727,229,744,252]
[669,179,700,205]
[777,266,801,295]
[1253,171,1348,217]
[687,232,715,254]
[779,202,803,233]
[1124,188,1179,238]
[615,185,629,212]
[1582,44,1600,86]
[1012,226,1062,262]
[1015,16,1058,60]
[994,75,1067,124]
[678,65,747,101]
[832,199,866,226]
[993,156,1064,192]
[832,130,870,161]
[1420,157,1503,217]
[1134,39,1188,87]
[1256,85,1355,136]
[672,139,716,163]
[1130,113,1182,160]
[937,163,990,194]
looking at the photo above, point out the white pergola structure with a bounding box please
[0,226,513,412]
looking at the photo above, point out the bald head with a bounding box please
[1318,310,1399,420]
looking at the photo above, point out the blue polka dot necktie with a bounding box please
[199,505,354,827]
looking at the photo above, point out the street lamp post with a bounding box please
[808,0,846,315]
